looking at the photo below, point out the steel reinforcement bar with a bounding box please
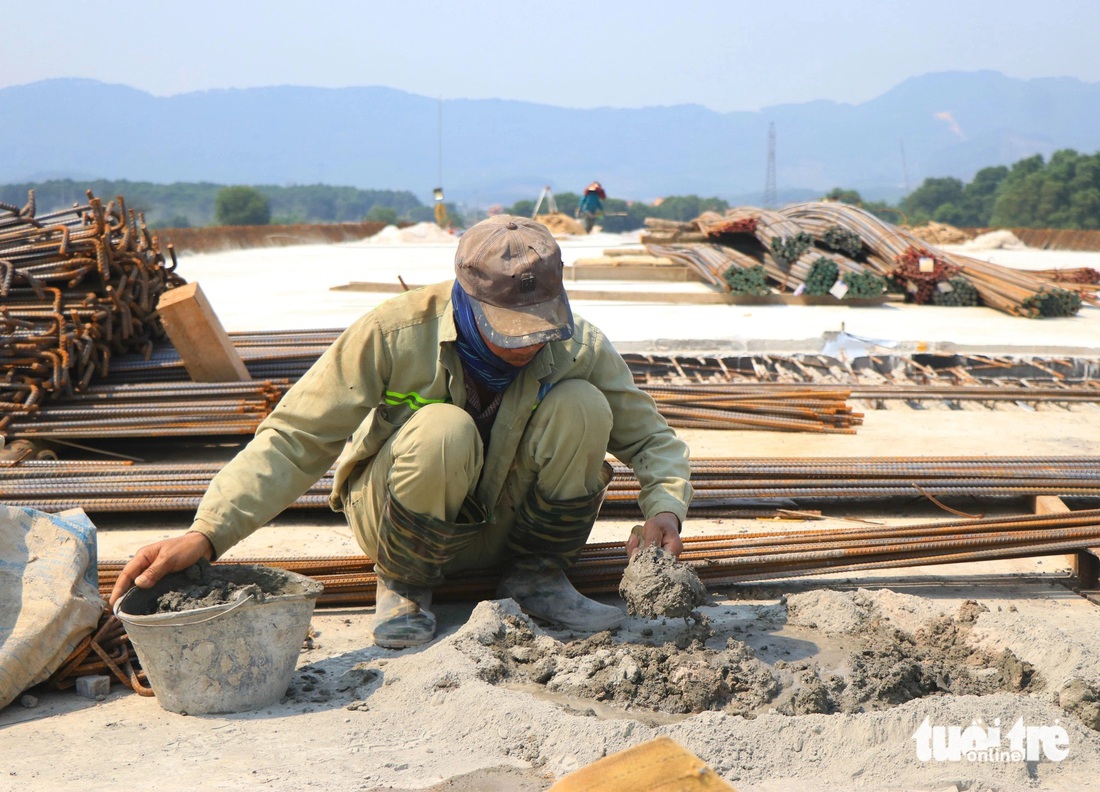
[96,509,1100,606]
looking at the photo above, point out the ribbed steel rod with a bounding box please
[96,510,1100,606]
[7,457,1100,514]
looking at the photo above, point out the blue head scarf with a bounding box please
[451,281,527,392]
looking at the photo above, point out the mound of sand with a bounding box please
[959,229,1028,251]
[365,222,458,244]
[906,221,973,245]
[534,212,587,236]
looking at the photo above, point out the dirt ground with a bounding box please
[4,411,1100,792]
[3,237,1100,791]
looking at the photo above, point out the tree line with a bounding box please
[6,147,1099,232]
[0,179,426,228]
[830,148,1100,230]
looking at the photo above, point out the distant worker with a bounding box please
[110,215,692,651]
[577,181,606,233]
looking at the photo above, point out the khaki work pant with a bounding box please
[344,379,613,574]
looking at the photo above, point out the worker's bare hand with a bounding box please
[625,512,683,559]
[109,531,214,606]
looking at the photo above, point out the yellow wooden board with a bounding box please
[549,736,736,792]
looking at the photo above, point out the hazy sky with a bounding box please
[3,1,1098,112]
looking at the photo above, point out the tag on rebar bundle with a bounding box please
[829,280,849,299]
[936,280,954,293]
[918,256,935,273]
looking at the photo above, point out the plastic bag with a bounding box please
[0,506,104,709]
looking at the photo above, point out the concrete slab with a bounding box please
[176,232,1100,355]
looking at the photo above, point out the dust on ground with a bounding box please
[618,544,708,619]
[10,585,1100,792]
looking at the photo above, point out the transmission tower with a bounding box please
[764,122,777,209]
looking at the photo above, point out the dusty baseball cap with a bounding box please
[454,215,574,348]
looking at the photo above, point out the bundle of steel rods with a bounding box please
[645,201,1097,316]
[6,455,1099,515]
[644,383,862,433]
[96,508,1100,606]
[2,343,863,440]
[0,190,186,433]
[2,380,289,439]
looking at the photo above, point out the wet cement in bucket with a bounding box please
[125,559,304,615]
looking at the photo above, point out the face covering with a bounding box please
[451,281,526,392]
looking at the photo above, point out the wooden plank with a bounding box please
[1033,495,1100,588]
[156,282,252,382]
[330,281,892,307]
[549,736,736,791]
[565,264,703,283]
[331,281,735,304]
[572,255,677,266]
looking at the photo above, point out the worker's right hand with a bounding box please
[109,531,214,607]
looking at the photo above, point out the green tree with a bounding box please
[505,199,536,217]
[365,204,398,224]
[823,188,863,205]
[958,166,1008,226]
[990,154,1046,227]
[553,192,580,218]
[900,177,965,225]
[650,195,728,222]
[215,186,271,226]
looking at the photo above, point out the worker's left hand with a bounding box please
[625,512,683,558]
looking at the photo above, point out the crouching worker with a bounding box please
[109,215,693,649]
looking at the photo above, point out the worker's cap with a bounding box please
[455,215,573,349]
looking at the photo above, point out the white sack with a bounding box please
[0,506,104,709]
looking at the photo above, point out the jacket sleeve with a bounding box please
[191,314,392,558]
[585,331,693,524]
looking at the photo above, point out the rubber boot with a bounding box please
[498,567,624,632]
[372,491,487,649]
[373,574,436,649]
[497,462,623,632]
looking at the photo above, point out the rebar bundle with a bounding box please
[5,455,1099,515]
[646,201,1098,317]
[643,383,862,433]
[95,508,1100,606]
[2,380,289,439]
[0,190,185,435]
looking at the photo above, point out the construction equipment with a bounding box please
[531,185,558,218]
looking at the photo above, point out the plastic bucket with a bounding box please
[115,564,323,715]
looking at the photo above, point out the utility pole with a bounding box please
[764,122,777,210]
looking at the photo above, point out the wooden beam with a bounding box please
[331,281,737,304]
[1033,495,1100,589]
[156,282,251,382]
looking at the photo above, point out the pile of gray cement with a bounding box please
[457,595,1037,719]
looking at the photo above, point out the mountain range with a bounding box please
[3,71,1098,207]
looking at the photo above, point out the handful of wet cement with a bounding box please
[619,543,708,620]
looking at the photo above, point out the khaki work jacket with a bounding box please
[192,281,693,559]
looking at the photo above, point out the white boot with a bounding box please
[498,567,624,632]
